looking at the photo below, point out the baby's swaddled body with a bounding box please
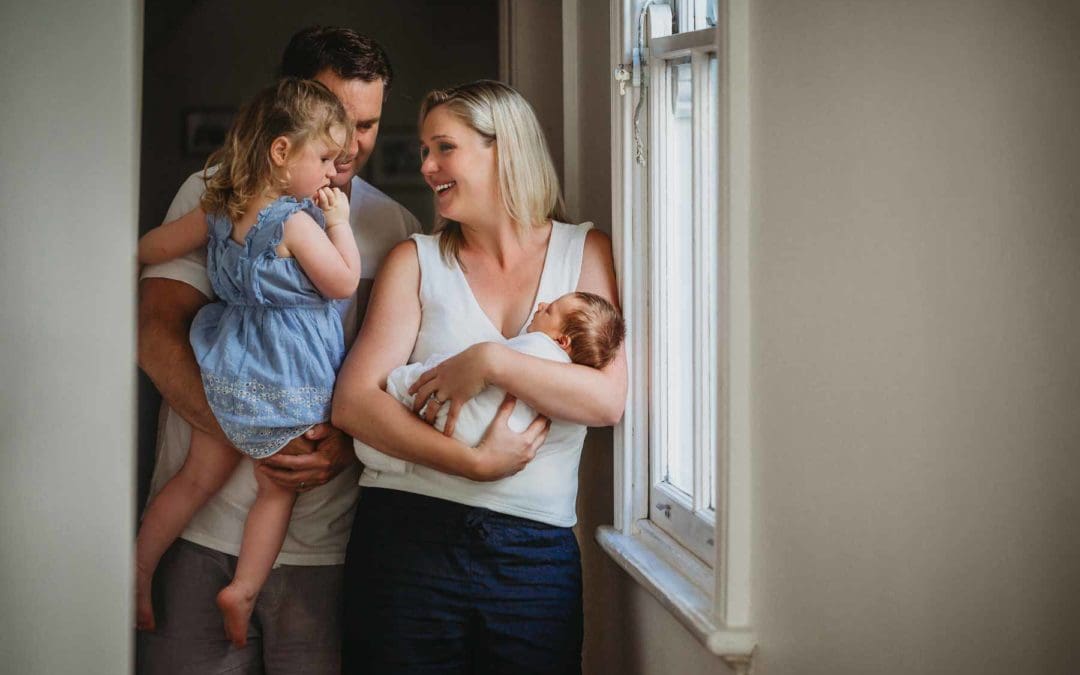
[355,331,577,475]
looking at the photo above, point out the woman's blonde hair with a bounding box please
[201,77,351,222]
[419,80,567,265]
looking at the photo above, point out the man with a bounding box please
[136,26,421,674]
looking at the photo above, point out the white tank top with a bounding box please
[358,221,593,526]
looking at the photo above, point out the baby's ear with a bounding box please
[556,334,571,351]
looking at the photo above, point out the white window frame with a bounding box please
[647,10,720,568]
[597,0,755,669]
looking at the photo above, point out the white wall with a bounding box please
[0,2,140,673]
[568,1,1080,673]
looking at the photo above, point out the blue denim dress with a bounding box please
[190,196,345,459]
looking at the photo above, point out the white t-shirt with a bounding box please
[141,171,421,565]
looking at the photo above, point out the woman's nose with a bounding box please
[420,153,437,175]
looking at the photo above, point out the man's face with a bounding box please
[314,69,384,187]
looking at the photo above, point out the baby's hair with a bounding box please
[562,292,625,369]
[201,78,351,223]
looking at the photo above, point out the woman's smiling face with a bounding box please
[419,105,500,226]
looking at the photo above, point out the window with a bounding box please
[599,0,754,668]
[648,2,720,566]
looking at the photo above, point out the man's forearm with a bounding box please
[138,278,230,444]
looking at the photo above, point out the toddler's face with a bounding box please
[286,126,348,200]
[527,295,580,341]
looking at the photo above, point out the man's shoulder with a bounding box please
[351,177,422,233]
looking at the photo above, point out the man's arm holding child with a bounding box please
[138,277,356,490]
[138,277,226,441]
[138,208,210,265]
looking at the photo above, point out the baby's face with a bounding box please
[527,295,580,342]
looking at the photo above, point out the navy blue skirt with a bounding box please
[342,488,583,674]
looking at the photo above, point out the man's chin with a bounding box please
[330,171,355,189]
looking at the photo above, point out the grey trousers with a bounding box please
[136,539,343,675]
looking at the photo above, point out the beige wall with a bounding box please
[569,1,1080,673]
[0,2,139,673]
[750,2,1080,673]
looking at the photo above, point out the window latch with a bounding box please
[613,63,631,96]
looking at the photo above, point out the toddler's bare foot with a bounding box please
[135,564,155,631]
[216,583,256,648]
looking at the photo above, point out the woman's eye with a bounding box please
[419,147,429,160]
[439,143,454,153]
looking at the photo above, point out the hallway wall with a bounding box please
[0,2,140,673]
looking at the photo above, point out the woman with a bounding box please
[332,80,627,673]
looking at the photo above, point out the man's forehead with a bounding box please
[313,70,384,121]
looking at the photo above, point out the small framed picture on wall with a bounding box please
[371,128,425,187]
[183,108,235,157]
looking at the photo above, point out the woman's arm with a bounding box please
[283,188,361,300]
[410,229,628,434]
[138,208,210,265]
[331,240,548,481]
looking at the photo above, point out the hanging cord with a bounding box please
[632,1,655,165]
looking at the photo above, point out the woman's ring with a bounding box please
[428,392,445,405]
[298,481,306,490]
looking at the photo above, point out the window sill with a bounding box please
[595,522,756,671]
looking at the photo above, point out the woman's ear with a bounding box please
[269,136,291,168]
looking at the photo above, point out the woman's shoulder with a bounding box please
[577,227,617,298]
[382,237,421,273]
[552,219,594,235]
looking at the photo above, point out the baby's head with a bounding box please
[527,292,625,369]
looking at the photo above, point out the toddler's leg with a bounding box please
[216,467,297,648]
[135,429,240,631]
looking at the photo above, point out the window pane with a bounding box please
[660,58,694,496]
[674,0,714,33]
[705,53,719,512]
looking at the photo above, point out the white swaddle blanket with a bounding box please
[354,331,570,475]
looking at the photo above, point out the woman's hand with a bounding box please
[409,343,497,436]
[468,394,550,481]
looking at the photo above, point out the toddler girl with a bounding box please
[135,78,361,646]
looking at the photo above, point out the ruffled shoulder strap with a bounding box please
[204,209,234,242]
[247,196,326,257]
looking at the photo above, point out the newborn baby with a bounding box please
[355,291,625,475]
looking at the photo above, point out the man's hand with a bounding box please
[255,423,357,492]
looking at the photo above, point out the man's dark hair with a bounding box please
[280,26,393,94]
